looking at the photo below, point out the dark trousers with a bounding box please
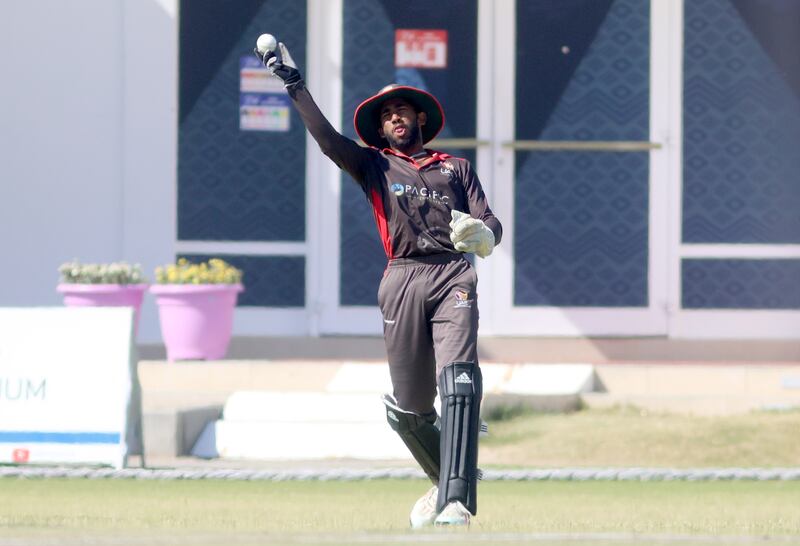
[377,253,480,414]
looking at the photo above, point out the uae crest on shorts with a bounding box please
[454,289,473,309]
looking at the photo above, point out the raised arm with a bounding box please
[254,38,370,180]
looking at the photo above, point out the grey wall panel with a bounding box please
[514,0,650,307]
[515,152,649,306]
[683,0,800,243]
[178,254,305,307]
[178,0,307,242]
[682,259,800,310]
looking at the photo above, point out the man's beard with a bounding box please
[385,123,422,154]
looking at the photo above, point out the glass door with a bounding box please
[315,0,672,336]
[316,0,485,334]
[481,0,671,335]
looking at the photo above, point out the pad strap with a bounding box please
[437,361,482,515]
[382,394,440,483]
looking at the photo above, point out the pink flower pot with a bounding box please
[149,284,243,362]
[57,283,148,336]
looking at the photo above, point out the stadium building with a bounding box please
[3,0,798,344]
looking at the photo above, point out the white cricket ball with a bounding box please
[256,33,277,55]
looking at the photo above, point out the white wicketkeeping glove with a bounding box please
[449,209,495,258]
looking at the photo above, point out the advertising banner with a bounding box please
[0,308,138,468]
[239,56,291,132]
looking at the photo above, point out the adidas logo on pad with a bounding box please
[455,372,472,384]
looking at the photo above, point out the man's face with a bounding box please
[377,98,427,152]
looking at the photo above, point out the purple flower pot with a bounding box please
[57,283,148,336]
[149,284,243,362]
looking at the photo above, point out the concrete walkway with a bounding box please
[135,336,800,464]
[138,335,800,363]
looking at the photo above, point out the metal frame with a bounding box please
[309,0,384,335]
[503,141,662,151]
[429,139,662,151]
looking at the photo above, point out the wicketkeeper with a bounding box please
[255,39,502,527]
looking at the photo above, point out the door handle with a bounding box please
[427,138,491,148]
[501,140,662,152]
[400,139,663,152]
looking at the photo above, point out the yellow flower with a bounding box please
[154,258,243,285]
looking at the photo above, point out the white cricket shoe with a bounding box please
[434,500,471,527]
[409,485,439,529]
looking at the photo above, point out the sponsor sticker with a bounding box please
[240,93,291,132]
[395,29,448,69]
[239,56,290,132]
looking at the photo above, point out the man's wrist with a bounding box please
[284,77,305,98]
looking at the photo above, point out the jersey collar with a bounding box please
[381,147,452,169]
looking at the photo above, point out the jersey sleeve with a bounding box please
[290,87,372,184]
[462,161,503,245]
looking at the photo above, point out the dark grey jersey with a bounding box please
[292,88,502,259]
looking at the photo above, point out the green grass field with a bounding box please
[2,407,800,545]
[480,406,800,467]
[2,479,799,545]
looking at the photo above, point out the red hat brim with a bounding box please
[353,85,445,148]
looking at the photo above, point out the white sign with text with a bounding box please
[0,308,136,468]
[395,29,448,68]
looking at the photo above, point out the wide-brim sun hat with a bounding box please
[354,84,445,148]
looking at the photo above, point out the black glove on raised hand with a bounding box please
[253,41,304,96]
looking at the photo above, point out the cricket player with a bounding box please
[255,40,502,527]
